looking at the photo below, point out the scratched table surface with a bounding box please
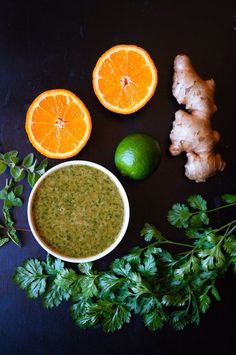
[0,1,235,354]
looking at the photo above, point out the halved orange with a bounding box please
[92,44,158,114]
[25,89,92,159]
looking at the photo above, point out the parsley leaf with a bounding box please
[199,294,211,313]
[55,269,81,297]
[78,262,95,276]
[12,194,236,333]
[98,273,124,299]
[168,204,191,228]
[42,282,70,308]
[137,254,157,277]
[42,254,65,276]
[102,303,131,332]
[140,223,164,242]
[80,276,98,298]
[221,194,236,204]
[187,194,207,211]
[13,259,47,298]
[143,309,164,331]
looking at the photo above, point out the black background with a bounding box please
[0,1,235,354]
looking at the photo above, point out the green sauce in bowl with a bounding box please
[28,161,129,262]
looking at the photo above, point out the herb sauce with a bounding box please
[32,165,124,258]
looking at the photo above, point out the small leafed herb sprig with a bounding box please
[0,151,48,247]
[0,150,48,187]
[13,194,236,332]
[0,179,23,247]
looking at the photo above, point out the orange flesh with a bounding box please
[93,45,158,114]
[26,90,92,158]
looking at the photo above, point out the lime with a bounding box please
[114,133,161,180]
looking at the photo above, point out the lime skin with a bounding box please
[114,133,161,180]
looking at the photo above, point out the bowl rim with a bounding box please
[27,160,130,263]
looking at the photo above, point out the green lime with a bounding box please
[114,133,161,180]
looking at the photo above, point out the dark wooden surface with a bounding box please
[0,1,235,354]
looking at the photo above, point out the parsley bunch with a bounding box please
[13,194,236,332]
[0,150,48,247]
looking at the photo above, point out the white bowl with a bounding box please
[27,160,130,263]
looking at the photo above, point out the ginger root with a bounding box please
[169,54,225,183]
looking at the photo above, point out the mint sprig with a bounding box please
[13,194,236,332]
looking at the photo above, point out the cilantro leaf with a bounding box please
[221,194,236,204]
[42,281,70,308]
[42,255,65,276]
[187,194,207,211]
[170,310,191,330]
[140,223,164,242]
[122,247,141,266]
[111,258,131,277]
[143,309,164,331]
[55,269,81,297]
[71,299,101,329]
[98,273,124,298]
[102,303,131,332]
[138,295,160,315]
[199,294,211,313]
[80,276,98,298]
[190,212,209,228]
[223,236,236,256]
[168,204,191,229]
[211,285,221,301]
[13,259,47,298]
[138,254,157,277]
[78,262,95,276]
[11,192,236,333]
[156,248,174,264]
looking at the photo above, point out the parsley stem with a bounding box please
[190,202,236,218]
[213,219,236,234]
[160,240,193,248]
[141,239,193,252]
[200,202,236,215]
[227,224,236,235]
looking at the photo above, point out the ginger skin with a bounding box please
[169,55,225,183]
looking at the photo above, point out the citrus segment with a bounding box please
[25,89,92,159]
[93,45,158,114]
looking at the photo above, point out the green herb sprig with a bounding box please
[0,179,24,247]
[13,194,236,332]
[0,151,48,247]
[0,151,48,187]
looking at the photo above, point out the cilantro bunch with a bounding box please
[0,151,47,247]
[13,194,236,332]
